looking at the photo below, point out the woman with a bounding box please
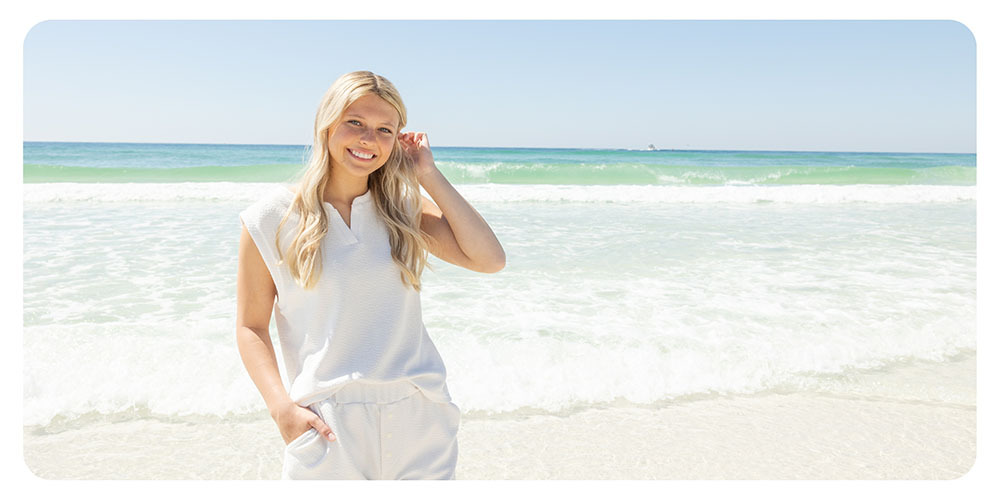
[235,70,505,479]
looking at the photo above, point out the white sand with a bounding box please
[457,391,974,479]
[23,356,975,480]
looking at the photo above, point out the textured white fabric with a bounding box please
[239,186,452,408]
[281,380,460,480]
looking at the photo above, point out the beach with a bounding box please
[24,354,974,480]
[22,143,977,480]
[18,16,982,483]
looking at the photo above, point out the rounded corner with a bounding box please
[943,19,977,50]
[945,446,977,480]
[23,19,55,47]
[22,452,51,480]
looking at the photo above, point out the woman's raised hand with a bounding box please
[275,401,336,444]
[397,131,437,182]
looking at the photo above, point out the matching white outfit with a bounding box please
[240,186,458,480]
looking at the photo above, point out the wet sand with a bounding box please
[23,356,975,480]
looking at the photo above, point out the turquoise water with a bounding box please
[23,141,976,185]
[22,142,976,426]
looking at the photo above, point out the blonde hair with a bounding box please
[275,71,430,290]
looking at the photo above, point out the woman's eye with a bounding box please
[380,128,392,134]
[348,120,361,125]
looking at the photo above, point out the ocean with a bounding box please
[22,142,976,477]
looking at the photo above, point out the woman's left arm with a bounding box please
[399,132,506,273]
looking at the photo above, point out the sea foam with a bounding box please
[23,182,977,204]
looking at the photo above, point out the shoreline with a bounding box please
[23,355,975,480]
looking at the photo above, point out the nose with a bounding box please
[359,127,375,144]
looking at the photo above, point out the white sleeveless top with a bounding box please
[239,186,451,407]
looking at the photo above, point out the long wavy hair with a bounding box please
[275,71,430,291]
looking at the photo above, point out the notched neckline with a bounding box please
[282,187,369,244]
[283,186,372,209]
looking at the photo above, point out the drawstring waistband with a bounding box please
[308,380,422,429]
[321,380,421,405]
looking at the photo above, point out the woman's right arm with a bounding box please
[236,225,336,444]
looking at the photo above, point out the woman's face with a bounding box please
[327,94,401,181]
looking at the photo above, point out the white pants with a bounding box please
[281,380,460,480]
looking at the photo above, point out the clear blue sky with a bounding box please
[23,20,975,153]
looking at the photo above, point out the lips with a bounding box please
[348,148,376,160]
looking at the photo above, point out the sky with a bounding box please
[22,20,976,153]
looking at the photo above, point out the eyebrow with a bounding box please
[344,114,397,128]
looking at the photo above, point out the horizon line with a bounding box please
[21,140,976,156]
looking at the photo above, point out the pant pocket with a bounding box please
[285,427,319,448]
[284,404,330,469]
[284,428,327,468]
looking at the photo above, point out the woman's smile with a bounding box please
[348,148,376,161]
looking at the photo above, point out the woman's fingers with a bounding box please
[399,132,423,144]
[313,416,336,441]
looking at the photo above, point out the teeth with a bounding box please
[350,149,374,159]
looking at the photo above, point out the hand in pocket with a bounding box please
[275,402,337,445]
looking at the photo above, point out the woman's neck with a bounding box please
[324,176,369,206]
